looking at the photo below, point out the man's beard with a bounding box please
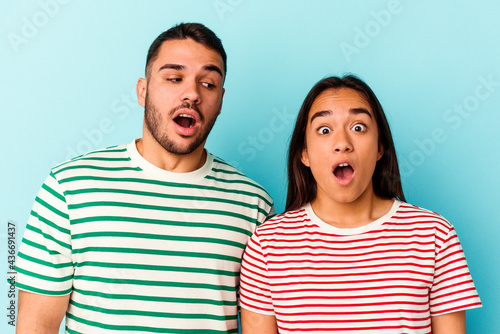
[144,93,218,156]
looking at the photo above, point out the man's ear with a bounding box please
[136,78,147,108]
[217,88,225,115]
[301,147,310,167]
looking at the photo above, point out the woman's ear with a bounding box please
[377,143,384,161]
[301,148,310,167]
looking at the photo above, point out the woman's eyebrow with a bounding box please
[310,110,332,123]
[310,107,372,123]
[350,107,372,118]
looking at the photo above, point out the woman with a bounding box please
[239,75,481,333]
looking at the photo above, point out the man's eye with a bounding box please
[202,82,215,89]
[167,78,181,82]
[352,123,367,132]
[317,126,331,135]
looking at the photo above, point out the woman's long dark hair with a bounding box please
[286,75,406,212]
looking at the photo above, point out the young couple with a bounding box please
[15,22,480,333]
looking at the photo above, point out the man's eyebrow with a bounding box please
[158,63,185,72]
[203,64,223,78]
[157,63,223,78]
[309,107,372,123]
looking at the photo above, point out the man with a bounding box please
[15,22,275,333]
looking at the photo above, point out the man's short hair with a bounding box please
[145,22,227,78]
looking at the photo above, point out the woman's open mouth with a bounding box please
[333,163,354,185]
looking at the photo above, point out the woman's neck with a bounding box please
[310,191,394,229]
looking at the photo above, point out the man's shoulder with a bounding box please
[209,155,273,200]
[50,143,130,176]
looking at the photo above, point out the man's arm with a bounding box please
[431,310,466,334]
[240,307,278,334]
[16,290,70,334]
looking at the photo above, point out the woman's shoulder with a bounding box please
[393,201,453,230]
[257,206,311,233]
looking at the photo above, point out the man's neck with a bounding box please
[136,137,207,173]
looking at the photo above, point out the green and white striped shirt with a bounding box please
[15,140,275,333]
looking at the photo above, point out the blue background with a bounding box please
[1,1,499,333]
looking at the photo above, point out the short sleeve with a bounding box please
[265,206,277,222]
[239,231,274,315]
[14,172,74,295]
[429,226,482,315]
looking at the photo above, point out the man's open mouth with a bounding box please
[174,114,196,128]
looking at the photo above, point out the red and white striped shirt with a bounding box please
[239,201,481,333]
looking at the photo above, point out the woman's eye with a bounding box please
[317,126,331,135]
[352,123,367,132]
